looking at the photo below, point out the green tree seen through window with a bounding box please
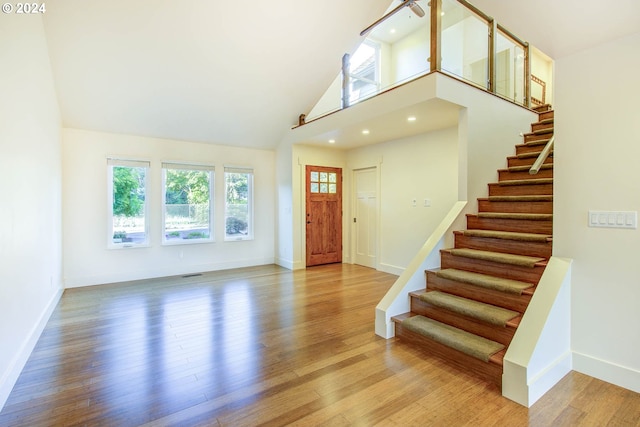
[165,169,210,205]
[113,166,145,217]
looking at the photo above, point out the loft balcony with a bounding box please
[296,0,552,134]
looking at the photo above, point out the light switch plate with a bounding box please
[588,210,637,229]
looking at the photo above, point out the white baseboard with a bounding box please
[275,257,294,270]
[528,350,573,405]
[573,351,640,393]
[0,287,63,411]
[378,263,404,276]
[64,257,276,288]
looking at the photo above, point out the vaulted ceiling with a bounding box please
[42,1,640,150]
[469,0,640,59]
[42,0,390,149]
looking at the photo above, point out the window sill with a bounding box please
[224,236,254,242]
[162,238,215,246]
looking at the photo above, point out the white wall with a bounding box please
[288,128,458,275]
[0,15,63,408]
[276,139,294,269]
[63,129,275,287]
[554,32,640,393]
[391,25,430,84]
[347,128,458,274]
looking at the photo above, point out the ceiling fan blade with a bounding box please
[409,2,425,17]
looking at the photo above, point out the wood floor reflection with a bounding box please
[1,264,638,426]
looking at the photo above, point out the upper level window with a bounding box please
[108,158,150,248]
[349,39,381,104]
[162,162,214,244]
[225,167,253,241]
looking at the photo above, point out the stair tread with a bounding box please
[506,164,553,173]
[418,290,520,326]
[458,229,552,242]
[533,104,553,112]
[524,141,551,149]
[517,140,551,149]
[435,268,535,295]
[497,178,553,186]
[525,128,554,136]
[446,248,547,268]
[475,212,552,220]
[401,315,505,363]
[516,151,553,159]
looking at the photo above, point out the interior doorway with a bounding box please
[353,167,377,268]
[305,165,342,267]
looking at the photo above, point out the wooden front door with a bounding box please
[306,165,342,267]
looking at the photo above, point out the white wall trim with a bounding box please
[378,263,405,276]
[502,257,573,407]
[0,288,63,411]
[573,351,640,394]
[275,257,294,270]
[375,201,467,338]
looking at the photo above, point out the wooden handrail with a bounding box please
[529,135,554,175]
[497,23,527,47]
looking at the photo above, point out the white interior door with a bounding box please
[354,168,377,268]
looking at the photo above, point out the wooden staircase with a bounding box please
[392,105,554,388]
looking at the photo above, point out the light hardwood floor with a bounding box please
[1,264,638,426]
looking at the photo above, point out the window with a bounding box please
[349,39,381,104]
[309,170,338,194]
[225,167,253,241]
[108,158,150,247]
[162,163,214,244]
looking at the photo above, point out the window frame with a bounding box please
[107,158,151,249]
[348,39,381,104]
[161,162,215,245]
[224,166,254,242]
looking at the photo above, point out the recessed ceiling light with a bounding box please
[390,28,396,34]
[362,129,370,135]
[328,139,336,144]
[407,116,417,122]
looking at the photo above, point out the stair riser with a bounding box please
[533,104,553,113]
[521,138,552,149]
[439,251,545,284]
[488,183,553,197]
[454,234,552,258]
[426,271,533,312]
[466,215,553,235]
[393,322,503,387]
[410,298,516,346]
[531,122,554,133]
[499,168,553,181]
[524,132,553,143]
[538,111,554,121]
[507,155,553,168]
[478,199,553,214]
[516,143,550,156]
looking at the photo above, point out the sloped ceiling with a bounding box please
[469,0,640,59]
[42,0,391,149]
[43,1,640,151]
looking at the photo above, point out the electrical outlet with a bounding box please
[412,198,417,207]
